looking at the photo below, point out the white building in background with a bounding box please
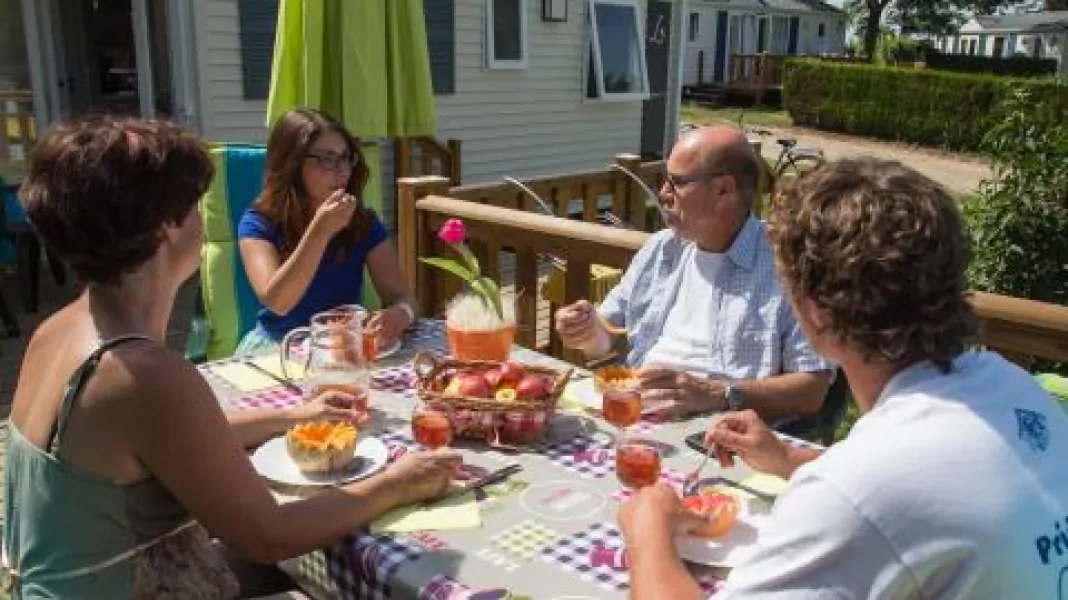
[682,0,846,85]
[930,11,1068,74]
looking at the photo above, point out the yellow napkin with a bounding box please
[211,362,280,392]
[370,492,481,533]
[559,380,598,414]
[740,473,790,497]
[249,355,307,380]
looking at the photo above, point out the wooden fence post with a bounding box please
[396,175,451,315]
[446,139,463,186]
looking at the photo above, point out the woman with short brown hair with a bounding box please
[4,116,458,599]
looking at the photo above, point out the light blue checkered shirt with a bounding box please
[598,216,833,380]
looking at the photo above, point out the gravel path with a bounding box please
[750,125,993,195]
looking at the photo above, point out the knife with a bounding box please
[703,476,777,504]
[422,463,523,508]
[240,357,304,394]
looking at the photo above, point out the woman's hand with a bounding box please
[381,449,464,506]
[310,190,357,238]
[286,390,369,426]
[365,305,411,352]
[704,409,794,477]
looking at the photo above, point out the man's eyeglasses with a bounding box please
[663,171,729,196]
[305,151,358,171]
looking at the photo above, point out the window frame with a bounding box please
[584,0,650,103]
[486,0,529,70]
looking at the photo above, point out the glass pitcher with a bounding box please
[281,308,370,410]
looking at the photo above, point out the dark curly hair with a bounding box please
[20,116,213,285]
[768,158,977,373]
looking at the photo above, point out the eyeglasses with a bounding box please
[663,171,729,196]
[305,151,358,172]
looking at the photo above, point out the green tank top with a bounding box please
[2,335,239,599]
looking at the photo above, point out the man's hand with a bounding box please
[638,367,726,417]
[554,300,611,354]
[704,409,795,478]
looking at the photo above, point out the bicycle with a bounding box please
[734,108,825,179]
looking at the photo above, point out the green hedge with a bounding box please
[783,59,1068,152]
[926,49,1057,78]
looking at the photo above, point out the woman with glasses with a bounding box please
[236,107,416,354]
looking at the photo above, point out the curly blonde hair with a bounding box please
[768,158,976,373]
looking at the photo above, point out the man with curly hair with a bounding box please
[555,125,833,422]
[619,158,1068,599]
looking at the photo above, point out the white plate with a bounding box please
[562,378,670,415]
[250,435,388,487]
[675,495,774,568]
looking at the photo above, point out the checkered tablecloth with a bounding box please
[535,434,617,479]
[540,522,726,597]
[203,318,804,599]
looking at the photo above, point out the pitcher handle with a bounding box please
[280,326,311,381]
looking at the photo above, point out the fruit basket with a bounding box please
[412,351,574,447]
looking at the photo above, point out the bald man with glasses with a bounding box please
[555,126,832,422]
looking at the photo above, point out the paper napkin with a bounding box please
[371,492,481,533]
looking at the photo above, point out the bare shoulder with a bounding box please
[94,342,218,412]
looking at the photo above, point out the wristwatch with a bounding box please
[724,384,745,411]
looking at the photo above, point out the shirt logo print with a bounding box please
[1015,408,1049,453]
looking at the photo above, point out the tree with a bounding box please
[847,0,1010,60]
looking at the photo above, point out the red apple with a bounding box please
[458,373,492,398]
[484,369,504,389]
[498,362,526,387]
[514,374,549,400]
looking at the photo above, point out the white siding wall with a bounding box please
[436,0,647,182]
[683,6,719,85]
[190,0,682,194]
[682,5,845,86]
[192,0,268,143]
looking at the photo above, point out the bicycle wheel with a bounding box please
[777,155,824,180]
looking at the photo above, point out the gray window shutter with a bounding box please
[238,0,280,101]
[424,0,456,95]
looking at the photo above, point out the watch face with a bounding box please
[726,386,744,410]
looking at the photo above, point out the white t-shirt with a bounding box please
[643,249,727,376]
[723,351,1068,599]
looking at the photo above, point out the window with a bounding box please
[689,12,699,42]
[772,16,789,54]
[586,0,649,101]
[818,23,825,38]
[487,0,528,69]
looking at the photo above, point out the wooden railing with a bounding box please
[397,176,1068,368]
[0,90,35,175]
[394,136,462,187]
[729,53,786,103]
[447,154,664,231]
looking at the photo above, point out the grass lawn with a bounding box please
[681,105,794,129]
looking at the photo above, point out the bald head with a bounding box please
[673,125,760,209]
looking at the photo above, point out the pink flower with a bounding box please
[438,218,466,244]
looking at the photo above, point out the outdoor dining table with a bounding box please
[200,319,821,600]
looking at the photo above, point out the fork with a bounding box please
[683,441,711,497]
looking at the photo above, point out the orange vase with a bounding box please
[446,321,517,362]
